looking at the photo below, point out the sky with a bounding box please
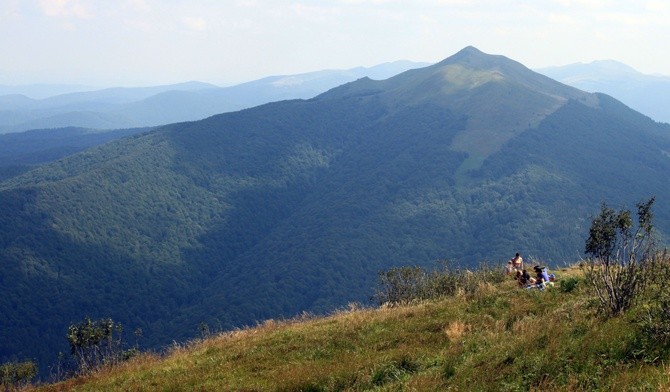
[1,0,669,87]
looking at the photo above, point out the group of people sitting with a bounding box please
[504,253,556,290]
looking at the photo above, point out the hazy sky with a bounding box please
[1,0,668,87]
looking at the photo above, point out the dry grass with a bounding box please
[31,264,670,391]
[443,320,468,342]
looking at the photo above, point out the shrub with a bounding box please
[0,360,37,390]
[67,317,124,375]
[373,262,503,305]
[583,198,656,316]
[559,277,580,293]
[634,251,670,360]
[374,266,429,305]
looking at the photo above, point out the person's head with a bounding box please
[507,260,512,265]
[515,253,520,258]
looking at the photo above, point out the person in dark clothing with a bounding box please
[517,269,531,287]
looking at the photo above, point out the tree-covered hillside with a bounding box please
[1,47,670,375]
[0,127,150,181]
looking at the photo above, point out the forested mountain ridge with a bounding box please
[2,46,670,375]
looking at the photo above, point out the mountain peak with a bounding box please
[437,46,529,74]
[317,46,598,177]
[455,45,484,55]
[450,45,486,58]
[322,46,592,107]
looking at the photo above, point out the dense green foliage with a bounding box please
[1,47,670,377]
[0,127,150,181]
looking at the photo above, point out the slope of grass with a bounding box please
[32,265,670,391]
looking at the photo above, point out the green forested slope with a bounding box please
[2,47,670,375]
[0,127,150,181]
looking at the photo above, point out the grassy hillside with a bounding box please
[33,265,670,391]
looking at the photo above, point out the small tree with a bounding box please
[584,197,656,316]
[67,317,124,374]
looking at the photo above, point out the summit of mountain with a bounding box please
[322,46,592,106]
[319,46,598,170]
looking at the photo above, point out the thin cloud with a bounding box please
[595,11,653,26]
[547,13,581,25]
[0,0,22,20]
[552,0,607,8]
[339,0,394,4]
[646,0,669,12]
[124,0,151,13]
[39,0,92,19]
[183,16,207,31]
[289,3,344,20]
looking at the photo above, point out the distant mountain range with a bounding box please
[2,58,666,138]
[0,61,428,134]
[2,47,670,376]
[537,60,670,123]
[0,83,97,99]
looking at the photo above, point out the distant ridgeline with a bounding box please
[0,61,428,134]
[537,60,670,124]
[1,46,670,376]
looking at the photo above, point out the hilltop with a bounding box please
[33,265,670,391]
[2,46,670,375]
